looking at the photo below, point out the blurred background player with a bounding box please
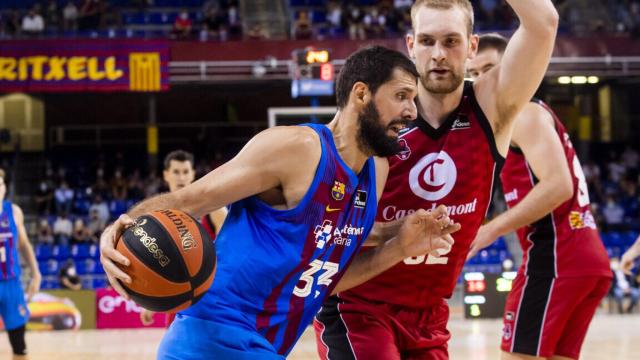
[467,33,612,360]
[314,1,558,359]
[622,234,640,275]
[139,149,228,327]
[0,169,42,359]
[100,46,459,359]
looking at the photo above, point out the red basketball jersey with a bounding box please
[500,100,611,278]
[342,82,503,306]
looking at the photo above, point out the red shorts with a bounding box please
[313,294,450,360]
[501,274,611,359]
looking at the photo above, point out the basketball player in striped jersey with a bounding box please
[314,1,558,359]
[139,150,227,327]
[0,169,41,359]
[100,46,460,359]
[467,34,611,360]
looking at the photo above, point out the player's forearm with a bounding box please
[628,238,640,258]
[487,180,572,238]
[19,241,41,279]
[506,0,559,33]
[128,192,195,219]
[363,220,403,246]
[331,237,405,294]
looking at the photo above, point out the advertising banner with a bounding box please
[96,288,166,329]
[0,40,169,92]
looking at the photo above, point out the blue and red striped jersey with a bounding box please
[0,201,20,280]
[182,123,378,355]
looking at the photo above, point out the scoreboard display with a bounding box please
[463,271,516,319]
[291,48,334,98]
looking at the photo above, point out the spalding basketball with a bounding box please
[115,209,216,312]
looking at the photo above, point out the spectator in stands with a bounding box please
[54,181,74,215]
[71,219,91,245]
[602,194,625,230]
[325,0,343,37]
[621,177,639,224]
[100,1,122,30]
[35,180,54,215]
[478,0,499,27]
[89,194,110,225]
[53,212,73,246]
[202,8,225,41]
[144,171,162,197]
[87,208,105,242]
[110,169,128,201]
[79,0,102,31]
[225,3,242,39]
[346,6,365,40]
[393,0,412,12]
[203,0,220,15]
[63,0,79,31]
[127,169,145,200]
[22,7,45,37]
[171,10,193,40]
[247,23,269,40]
[363,6,387,38]
[293,11,313,40]
[44,0,60,31]
[622,145,639,171]
[611,258,640,313]
[2,10,21,38]
[59,259,82,290]
[92,167,109,198]
[36,219,55,245]
[608,155,627,183]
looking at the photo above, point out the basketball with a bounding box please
[114,209,216,313]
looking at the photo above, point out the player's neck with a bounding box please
[327,110,369,175]
[416,82,464,128]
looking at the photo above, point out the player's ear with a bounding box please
[468,34,479,59]
[351,81,370,108]
[406,32,416,59]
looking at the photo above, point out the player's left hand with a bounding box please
[621,247,639,275]
[397,205,460,259]
[467,224,498,260]
[26,273,42,301]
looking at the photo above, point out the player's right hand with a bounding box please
[140,309,155,326]
[100,214,134,299]
[621,248,639,275]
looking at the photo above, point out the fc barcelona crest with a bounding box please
[331,181,345,201]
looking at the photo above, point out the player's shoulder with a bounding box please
[10,203,23,219]
[257,125,321,153]
[517,101,555,128]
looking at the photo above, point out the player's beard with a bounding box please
[420,64,465,94]
[357,101,407,157]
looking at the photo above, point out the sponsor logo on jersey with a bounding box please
[396,138,411,160]
[504,188,518,203]
[331,181,346,201]
[354,190,367,208]
[382,199,478,221]
[313,220,362,249]
[325,205,341,213]
[0,220,8,228]
[569,210,597,230]
[409,151,457,201]
[451,116,471,130]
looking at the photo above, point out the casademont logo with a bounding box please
[132,222,170,267]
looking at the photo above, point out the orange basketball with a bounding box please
[115,209,216,313]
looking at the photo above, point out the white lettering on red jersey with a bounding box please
[342,82,504,306]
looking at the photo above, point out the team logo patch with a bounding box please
[409,151,457,201]
[18,304,27,317]
[396,138,411,160]
[354,190,367,208]
[569,210,597,230]
[505,311,515,321]
[331,181,345,201]
[502,323,512,341]
[451,116,471,130]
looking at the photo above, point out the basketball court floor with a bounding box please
[1,311,638,359]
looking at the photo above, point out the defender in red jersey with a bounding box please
[468,35,612,360]
[314,1,559,359]
[139,150,227,328]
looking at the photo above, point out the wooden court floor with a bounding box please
[1,312,638,359]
